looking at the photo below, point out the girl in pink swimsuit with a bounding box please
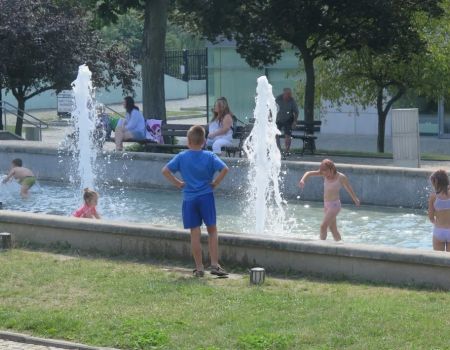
[299,159,360,241]
[73,188,101,219]
[428,169,450,252]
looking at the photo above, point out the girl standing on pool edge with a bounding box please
[428,169,450,252]
[299,159,360,241]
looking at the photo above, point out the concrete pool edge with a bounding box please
[2,210,450,289]
[0,141,434,208]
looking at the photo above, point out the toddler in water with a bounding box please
[299,159,360,241]
[428,169,450,252]
[73,188,100,219]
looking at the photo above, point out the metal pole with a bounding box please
[0,85,3,130]
[438,96,444,137]
[205,47,209,123]
[182,49,189,82]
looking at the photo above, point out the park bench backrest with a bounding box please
[161,124,207,138]
[295,120,321,134]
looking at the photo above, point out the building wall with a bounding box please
[1,72,199,112]
[206,44,397,136]
[207,46,300,122]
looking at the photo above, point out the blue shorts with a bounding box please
[182,192,216,229]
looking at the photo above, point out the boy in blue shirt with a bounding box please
[162,125,229,277]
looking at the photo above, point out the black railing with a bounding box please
[164,48,207,81]
[1,100,49,140]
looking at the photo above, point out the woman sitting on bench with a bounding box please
[207,97,234,154]
[115,96,145,151]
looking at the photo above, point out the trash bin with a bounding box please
[25,127,41,141]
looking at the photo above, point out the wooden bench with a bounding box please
[290,120,322,155]
[136,123,191,153]
[107,124,192,152]
[158,120,252,157]
[108,118,253,157]
[221,123,253,157]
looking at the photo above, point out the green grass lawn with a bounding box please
[167,110,205,118]
[0,249,449,350]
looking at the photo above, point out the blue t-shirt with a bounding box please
[166,150,227,201]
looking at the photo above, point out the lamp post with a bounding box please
[0,83,3,130]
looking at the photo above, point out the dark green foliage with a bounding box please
[0,0,137,134]
[173,0,443,124]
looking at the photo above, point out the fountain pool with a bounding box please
[0,180,431,249]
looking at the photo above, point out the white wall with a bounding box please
[188,80,206,95]
[320,102,392,136]
[1,74,190,111]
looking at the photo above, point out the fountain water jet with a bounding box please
[244,76,288,234]
[70,65,97,190]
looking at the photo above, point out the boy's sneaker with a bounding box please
[210,265,229,276]
[193,269,205,277]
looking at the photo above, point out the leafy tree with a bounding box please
[99,9,203,59]
[173,0,442,126]
[314,2,450,152]
[94,0,169,120]
[101,9,145,59]
[411,1,450,100]
[165,23,204,50]
[0,0,137,135]
[316,50,416,152]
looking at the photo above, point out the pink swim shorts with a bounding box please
[324,199,341,215]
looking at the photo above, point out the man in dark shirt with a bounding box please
[276,87,299,156]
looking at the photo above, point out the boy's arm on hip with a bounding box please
[162,166,185,189]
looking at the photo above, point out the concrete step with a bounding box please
[0,131,24,140]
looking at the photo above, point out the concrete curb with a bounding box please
[0,331,119,350]
[3,210,450,289]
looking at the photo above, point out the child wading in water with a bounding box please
[162,125,229,277]
[299,159,360,241]
[428,169,450,252]
[2,158,36,198]
[73,188,101,219]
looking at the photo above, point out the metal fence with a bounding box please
[164,48,207,81]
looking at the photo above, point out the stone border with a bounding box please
[2,210,450,289]
[0,331,118,350]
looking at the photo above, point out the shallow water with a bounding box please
[0,180,432,249]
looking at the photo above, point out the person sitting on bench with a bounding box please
[275,87,299,156]
[115,96,145,151]
[206,97,234,154]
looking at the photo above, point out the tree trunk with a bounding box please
[376,89,386,153]
[15,95,26,136]
[301,52,316,125]
[142,0,168,121]
[376,84,406,153]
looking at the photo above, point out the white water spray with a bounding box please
[71,65,97,190]
[244,76,286,234]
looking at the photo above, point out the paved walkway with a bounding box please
[0,332,117,350]
[0,339,63,349]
